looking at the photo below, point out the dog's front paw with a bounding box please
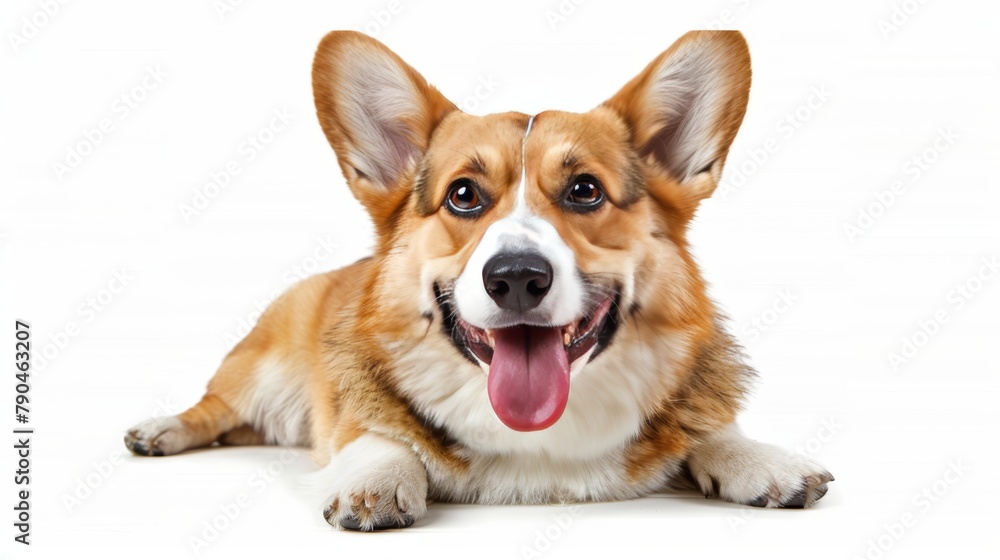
[687,427,834,508]
[322,477,426,531]
[318,435,428,531]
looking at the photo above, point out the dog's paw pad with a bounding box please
[744,494,769,508]
[743,471,834,509]
[323,480,425,531]
[336,512,414,531]
[126,439,165,457]
[323,490,419,531]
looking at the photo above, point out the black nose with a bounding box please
[483,252,553,312]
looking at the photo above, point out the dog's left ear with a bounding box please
[313,31,457,228]
[604,31,751,205]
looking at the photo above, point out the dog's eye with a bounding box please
[564,175,605,212]
[445,179,486,217]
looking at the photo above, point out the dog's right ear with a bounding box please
[312,31,457,228]
[603,31,751,213]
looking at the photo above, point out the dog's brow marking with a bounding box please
[514,115,536,213]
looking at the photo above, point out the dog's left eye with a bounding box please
[565,175,605,211]
[445,179,486,217]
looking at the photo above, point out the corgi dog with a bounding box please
[125,30,833,531]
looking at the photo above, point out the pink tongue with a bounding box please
[487,325,570,431]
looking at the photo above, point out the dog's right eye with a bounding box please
[563,174,606,212]
[445,180,486,217]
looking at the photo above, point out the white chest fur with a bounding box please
[389,328,690,503]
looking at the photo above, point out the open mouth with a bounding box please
[436,286,620,432]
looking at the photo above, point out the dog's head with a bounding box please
[313,31,751,432]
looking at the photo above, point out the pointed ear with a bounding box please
[603,31,751,202]
[312,31,457,226]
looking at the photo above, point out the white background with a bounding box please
[2,0,999,558]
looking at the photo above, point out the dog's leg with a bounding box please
[124,338,274,456]
[684,423,833,508]
[218,424,266,446]
[124,392,240,456]
[317,433,428,531]
[124,343,314,455]
[124,268,358,456]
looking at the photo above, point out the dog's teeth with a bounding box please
[487,332,495,346]
[563,324,578,346]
